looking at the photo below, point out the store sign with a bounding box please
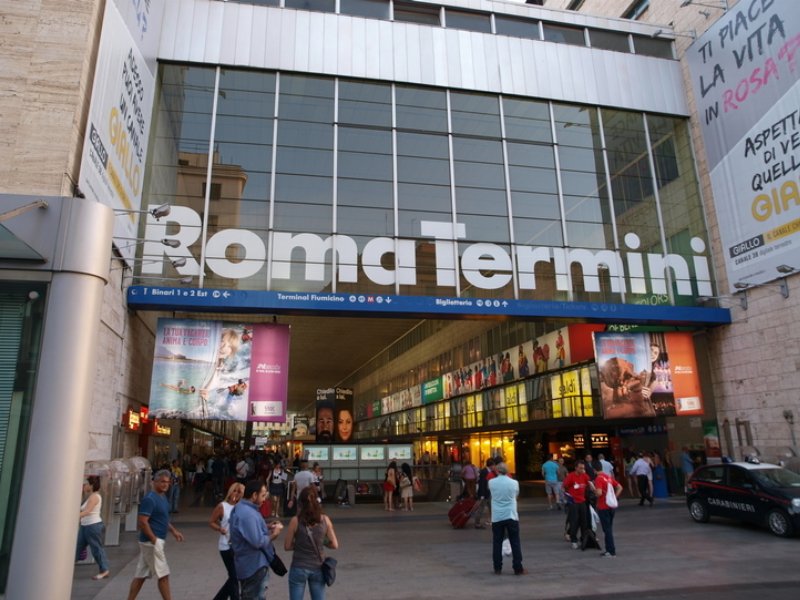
[142,207,713,298]
[123,408,141,431]
[686,0,800,291]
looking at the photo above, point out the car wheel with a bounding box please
[766,509,794,538]
[689,499,710,523]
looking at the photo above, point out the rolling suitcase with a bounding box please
[448,497,477,528]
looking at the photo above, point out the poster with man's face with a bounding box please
[315,388,335,443]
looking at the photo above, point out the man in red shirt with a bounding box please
[562,461,591,549]
[592,471,623,557]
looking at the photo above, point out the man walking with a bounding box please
[489,462,526,576]
[630,452,654,506]
[230,480,284,600]
[562,461,591,549]
[127,470,185,600]
[542,455,561,510]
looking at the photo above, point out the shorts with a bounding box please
[545,481,561,498]
[134,538,170,579]
[383,482,395,492]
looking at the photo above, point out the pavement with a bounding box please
[71,494,800,600]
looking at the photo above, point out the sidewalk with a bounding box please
[72,495,799,600]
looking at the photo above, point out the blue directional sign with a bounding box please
[126,286,731,325]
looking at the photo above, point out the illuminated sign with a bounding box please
[123,408,141,431]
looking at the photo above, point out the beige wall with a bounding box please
[0,0,103,197]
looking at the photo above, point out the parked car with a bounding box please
[686,460,800,537]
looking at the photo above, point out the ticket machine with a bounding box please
[124,456,152,532]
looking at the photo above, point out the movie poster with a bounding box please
[593,332,704,419]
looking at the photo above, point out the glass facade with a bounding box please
[142,65,713,304]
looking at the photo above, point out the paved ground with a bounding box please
[71,494,799,600]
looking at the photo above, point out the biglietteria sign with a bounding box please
[142,205,712,297]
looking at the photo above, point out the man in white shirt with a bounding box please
[291,461,315,505]
[598,453,614,476]
[629,453,653,506]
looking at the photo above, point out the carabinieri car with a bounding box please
[686,460,800,537]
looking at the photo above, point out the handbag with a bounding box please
[605,479,619,508]
[269,552,288,577]
[307,524,337,586]
[321,556,337,586]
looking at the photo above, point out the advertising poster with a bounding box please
[78,0,163,264]
[593,332,704,419]
[335,387,355,443]
[686,1,800,290]
[149,318,290,421]
[315,388,336,443]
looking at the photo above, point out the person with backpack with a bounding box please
[592,470,623,557]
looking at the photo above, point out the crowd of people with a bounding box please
[75,446,699,596]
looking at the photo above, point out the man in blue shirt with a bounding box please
[489,462,526,576]
[127,469,184,600]
[230,480,284,600]
[542,455,561,510]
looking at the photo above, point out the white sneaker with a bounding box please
[571,542,579,549]
[600,552,615,557]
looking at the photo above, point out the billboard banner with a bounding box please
[148,318,290,421]
[686,1,800,290]
[78,0,164,264]
[593,332,703,419]
[335,387,355,443]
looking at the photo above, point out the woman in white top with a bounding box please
[75,475,110,580]
[209,481,245,600]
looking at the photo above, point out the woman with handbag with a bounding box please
[284,486,339,600]
[209,482,245,600]
[75,476,110,580]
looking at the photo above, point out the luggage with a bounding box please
[448,497,477,528]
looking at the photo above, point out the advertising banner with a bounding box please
[315,389,336,443]
[335,387,355,443]
[78,0,164,264]
[148,318,290,421]
[686,1,800,290]
[593,332,703,419]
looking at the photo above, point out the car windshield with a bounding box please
[751,467,800,488]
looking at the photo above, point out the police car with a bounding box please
[686,460,800,537]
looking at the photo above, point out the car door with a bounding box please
[691,465,727,517]
[721,466,760,524]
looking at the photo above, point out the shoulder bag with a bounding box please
[604,478,619,508]
[306,523,337,586]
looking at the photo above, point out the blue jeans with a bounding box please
[288,566,326,600]
[75,522,109,573]
[491,519,523,574]
[239,566,269,600]
[598,508,616,555]
[169,484,181,512]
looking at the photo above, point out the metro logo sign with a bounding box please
[142,205,713,298]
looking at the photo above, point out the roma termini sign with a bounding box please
[142,205,713,299]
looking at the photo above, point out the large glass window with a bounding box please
[393,2,440,26]
[284,0,336,14]
[444,9,491,33]
[144,65,217,284]
[142,67,708,303]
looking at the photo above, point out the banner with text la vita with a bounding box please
[686,0,800,292]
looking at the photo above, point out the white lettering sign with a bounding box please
[142,206,712,297]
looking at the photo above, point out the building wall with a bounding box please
[0,0,103,197]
